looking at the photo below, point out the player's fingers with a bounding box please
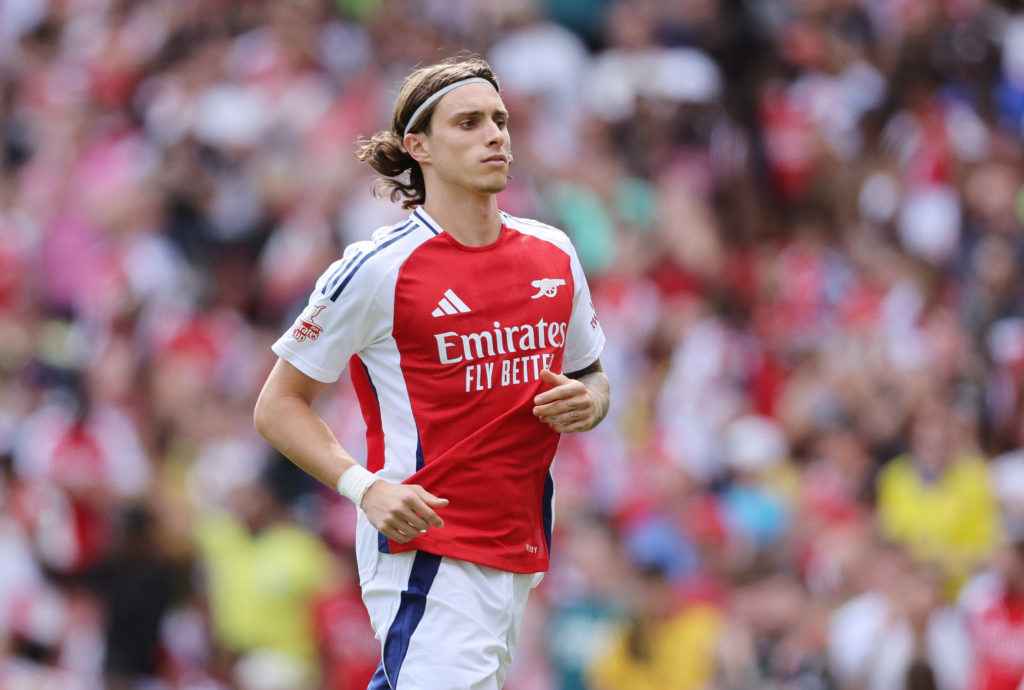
[383,512,429,541]
[533,371,576,405]
[533,392,567,408]
[534,397,590,420]
[401,512,431,532]
[535,381,588,407]
[546,412,595,433]
[533,395,577,415]
[387,523,413,543]
[410,487,447,528]
[539,369,569,387]
[562,400,590,414]
[551,421,590,433]
[541,408,568,423]
[422,493,450,509]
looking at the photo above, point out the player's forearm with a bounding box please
[565,359,610,431]
[253,391,358,489]
[577,370,610,430]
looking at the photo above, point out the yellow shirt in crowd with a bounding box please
[194,512,335,669]
[876,453,999,587]
[588,604,722,690]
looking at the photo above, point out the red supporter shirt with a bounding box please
[967,587,1024,690]
[273,208,606,573]
[313,587,380,690]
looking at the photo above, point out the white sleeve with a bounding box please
[827,594,886,684]
[562,241,606,374]
[271,245,383,383]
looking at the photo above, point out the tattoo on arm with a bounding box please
[565,359,610,430]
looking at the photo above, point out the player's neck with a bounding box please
[422,189,501,247]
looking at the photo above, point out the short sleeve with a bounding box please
[562,241,606,373]
[271,247,380,383]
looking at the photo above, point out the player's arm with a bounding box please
[254,358,446,542]
[532,359,610,433]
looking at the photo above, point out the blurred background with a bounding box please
[3,0,1024,688]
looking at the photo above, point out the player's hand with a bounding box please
[533,369,601,433]
[361,481,448,543]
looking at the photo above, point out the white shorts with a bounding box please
[356,516,542,690]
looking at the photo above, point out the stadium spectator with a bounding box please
[875,395,1000,593]
[193,461,335,686]
[588,562,721,690]
[829,540,972,690]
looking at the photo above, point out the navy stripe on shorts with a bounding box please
[369,550,443,689]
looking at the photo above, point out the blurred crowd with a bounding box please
[3,0,1024,688]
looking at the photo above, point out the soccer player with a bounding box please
[253,55,609,689]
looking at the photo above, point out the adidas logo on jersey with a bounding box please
[432,289,471,317]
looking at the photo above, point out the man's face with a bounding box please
[910,406,954,474]
[417,82,511,196]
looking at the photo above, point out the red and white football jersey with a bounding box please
[273,207,605,573]
[965,583,1024,690]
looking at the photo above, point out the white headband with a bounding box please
[402,77,493,137]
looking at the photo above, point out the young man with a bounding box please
[254,55,610,689]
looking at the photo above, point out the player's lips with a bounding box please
[482,153,508,165]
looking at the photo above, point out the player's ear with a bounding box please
[403,133,430,165]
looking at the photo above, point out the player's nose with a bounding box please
[484,120,506,146]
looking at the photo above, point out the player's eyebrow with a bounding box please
[448,108,509,121]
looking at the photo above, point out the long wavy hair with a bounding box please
[354,55,500,209]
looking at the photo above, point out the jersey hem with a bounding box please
[386,541,549,575]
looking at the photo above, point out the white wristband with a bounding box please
[336,465,378,508]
